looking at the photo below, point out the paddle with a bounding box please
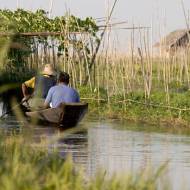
[0,97,30,119]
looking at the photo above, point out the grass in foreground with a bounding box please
[0,134,170,190]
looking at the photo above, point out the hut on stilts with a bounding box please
[154,29,190,56]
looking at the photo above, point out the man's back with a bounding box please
[45,84,80,108]
[35,75,56,98]
[22,64,56,100]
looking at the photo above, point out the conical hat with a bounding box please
[42,64,56,76]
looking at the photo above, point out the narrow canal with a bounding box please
[1,114,190,190]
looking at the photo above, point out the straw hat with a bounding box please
[42,64,56,76]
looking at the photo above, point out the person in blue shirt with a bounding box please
[44,72,80,108]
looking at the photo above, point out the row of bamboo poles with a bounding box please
[20,38,190,106]
[21,28,190,106]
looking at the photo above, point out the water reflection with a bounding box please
[1,116,190,189]
[87,121,190,190]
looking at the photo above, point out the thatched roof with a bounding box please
[154,29,190,48]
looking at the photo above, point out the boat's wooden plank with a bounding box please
[26,107,63,124]
[25,102,88,126]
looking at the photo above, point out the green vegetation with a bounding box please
[0,9,99,84]
[79,86,190,127]
[0,134,170,190]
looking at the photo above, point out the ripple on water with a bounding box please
[1,116,190,189]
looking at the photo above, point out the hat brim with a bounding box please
[42,71,56,76]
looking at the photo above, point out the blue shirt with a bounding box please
[45,84,80,108]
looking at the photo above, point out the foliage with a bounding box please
[81,85,190,126]
[0,9,98,33]
[0,8,99,82]
[79,86,107,114]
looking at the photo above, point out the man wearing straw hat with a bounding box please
[44,72,80,108]
[22,64,56,108]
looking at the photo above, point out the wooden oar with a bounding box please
[0,99,29,119]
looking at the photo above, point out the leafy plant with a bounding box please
[0,8,100,83]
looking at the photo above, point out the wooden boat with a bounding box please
[25,102,88,127]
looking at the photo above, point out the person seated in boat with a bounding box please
[22,64,56,108]
[44,72,80,108]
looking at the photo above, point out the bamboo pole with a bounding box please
[83,0,119,84]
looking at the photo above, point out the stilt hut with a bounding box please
[154,29,190,56]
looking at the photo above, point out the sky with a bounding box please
[0,0,190,51]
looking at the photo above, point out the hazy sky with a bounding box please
[0,0,190,50]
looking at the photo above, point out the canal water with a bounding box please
[1,114,190,189]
